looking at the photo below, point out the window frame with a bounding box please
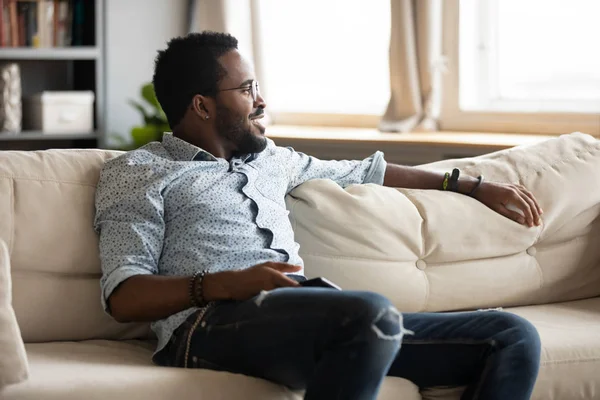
[440,0,600,136]
[249,0,387,129]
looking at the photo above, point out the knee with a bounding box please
[343,292,405,342]
[496,313,542,370]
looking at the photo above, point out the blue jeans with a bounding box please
[156,288,541,400]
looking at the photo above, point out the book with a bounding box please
[0,0,75,48]
[9,0,17,47]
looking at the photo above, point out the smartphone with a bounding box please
[299,277,342,290]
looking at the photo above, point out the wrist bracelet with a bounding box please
[189,270,209,307]
[448,168,460,192]
[189,271,201,307]
[442,172,450,190]
[191,269,209,308]
[468,175,484,197]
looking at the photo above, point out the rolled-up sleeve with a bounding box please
[274,144,387,193]
[93,156,165,313]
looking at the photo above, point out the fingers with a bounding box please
[495,204,527,225]
[518,185,543,216]
[516,187,541,226]
[264,262,303,273]
[508,189,535,227]
[273,273,301,287]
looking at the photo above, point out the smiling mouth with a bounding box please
[250,114,264,121]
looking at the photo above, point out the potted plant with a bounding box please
[111,82,170,150]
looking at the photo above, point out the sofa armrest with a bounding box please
[0,239,29,388]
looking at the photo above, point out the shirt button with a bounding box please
[416,260,427,270]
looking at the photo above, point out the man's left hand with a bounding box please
[473,182,543,227]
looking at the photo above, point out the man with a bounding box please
[94,31,542,400]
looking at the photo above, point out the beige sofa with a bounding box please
[1,132,600,400]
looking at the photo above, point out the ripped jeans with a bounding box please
[155,288,541,400]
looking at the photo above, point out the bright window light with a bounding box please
[460,0,600,113]
[256,0,391,115]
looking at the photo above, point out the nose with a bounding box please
[254,92,267,110]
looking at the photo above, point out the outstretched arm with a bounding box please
[383,163,543,227]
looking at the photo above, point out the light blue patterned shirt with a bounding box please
[94,132,387,355]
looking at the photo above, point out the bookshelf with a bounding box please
[0,0,105,150]
[0,46,99,59]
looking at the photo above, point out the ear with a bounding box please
[191,94,215,120]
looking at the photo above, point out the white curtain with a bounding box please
[192,0,271,123]
[379,0,445,133]
[193,0,256,66]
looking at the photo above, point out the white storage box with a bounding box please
[23,91,95,134]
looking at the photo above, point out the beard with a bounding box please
[215,103,267,156]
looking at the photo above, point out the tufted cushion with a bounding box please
[0,149,150,342]
[1,133,599,344]
[288,132,600,311]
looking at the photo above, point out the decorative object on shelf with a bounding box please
[112,82,169,150]
[0,62,21,133]
[22,91,94,134]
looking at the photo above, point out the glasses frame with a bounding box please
[218,80,260,102]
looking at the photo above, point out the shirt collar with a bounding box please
[161,132,217,162]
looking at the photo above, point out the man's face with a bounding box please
[214,50,267,156]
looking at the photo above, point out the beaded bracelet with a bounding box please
[189,270,208,308]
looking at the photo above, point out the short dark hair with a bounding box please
[153,31,238,128]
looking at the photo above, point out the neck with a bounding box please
[173,126,234,160]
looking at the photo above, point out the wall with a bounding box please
[105,0,186,147]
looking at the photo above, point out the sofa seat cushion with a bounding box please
[508,296,600,400]
[3,298,599,400]
[420,297,600,400]
[1,340,419,400]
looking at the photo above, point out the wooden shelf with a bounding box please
[0,132,98,141]
[0,47,99,60]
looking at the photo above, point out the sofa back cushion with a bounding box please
[0,239,28,387]
[288,132,600,312]
[2,132,599,341]
[0,149,150,342]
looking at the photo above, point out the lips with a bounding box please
[250,113,264,121]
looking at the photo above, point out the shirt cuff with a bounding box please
[362,151,387,185]
[100,265,154,313]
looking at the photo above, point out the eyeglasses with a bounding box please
[218,80,260,103]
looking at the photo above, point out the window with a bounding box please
[255,0,391,124]
[441,0,600,135]
[459,0,600,114]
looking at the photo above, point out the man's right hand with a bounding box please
[203,262,302,302]
[107,262,302,323]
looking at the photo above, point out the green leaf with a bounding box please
[157,108,168,125]
[131,125,161,148]
[128,99,150,122]
[141,83,161,110]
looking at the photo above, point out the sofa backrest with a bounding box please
[288,132,600,312]
[1,132,599,342]
[0,149,151,343]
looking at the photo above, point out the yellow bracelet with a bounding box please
[442,172,450,190]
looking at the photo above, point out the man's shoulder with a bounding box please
[97,142,174,193]
[103,142,169,169]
